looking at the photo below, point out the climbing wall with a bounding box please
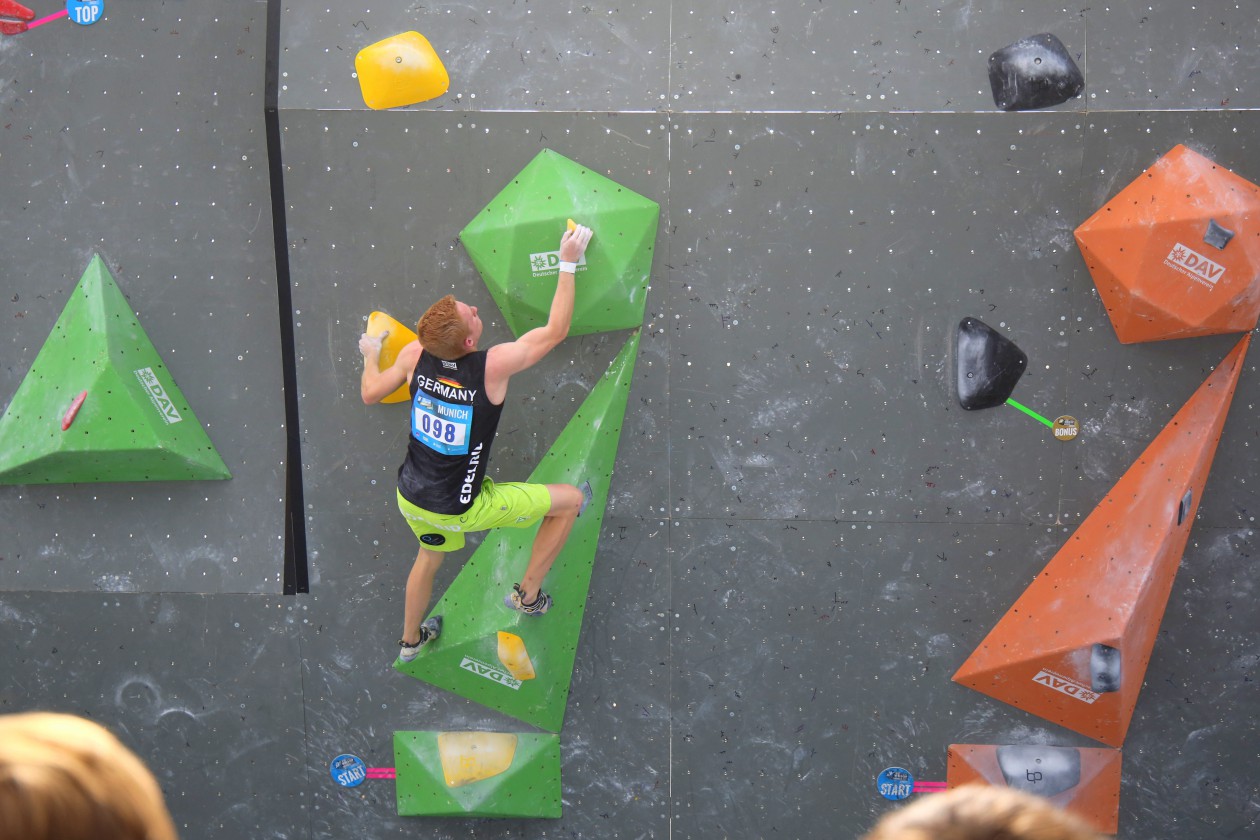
[0,4,288,596]
[0,4,304,836]
[954,337,1250,746]
[277,7,1260,827]
[0,2,1257,839]
[281,107,672,836]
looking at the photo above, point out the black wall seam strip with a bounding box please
[265,0,309,595]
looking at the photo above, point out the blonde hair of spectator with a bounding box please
[863,784,1101,840]
[0,711,179,840]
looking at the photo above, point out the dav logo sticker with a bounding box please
[1164,243,1226,288]
[1032,669,1100,704]
[459,656,522,691]
[134,367,183,425]
[527,250,587,278]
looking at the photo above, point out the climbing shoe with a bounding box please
[398,615,443,663]
[504,584,552,616]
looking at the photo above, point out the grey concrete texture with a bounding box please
[0,1,1257,839]
[666,111,1085,525]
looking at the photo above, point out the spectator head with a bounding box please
[863,784,1101,840]
[0,712,178,840]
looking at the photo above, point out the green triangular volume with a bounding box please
[460,149,660,338]
[0,254,230,484]
[397,331,641,731]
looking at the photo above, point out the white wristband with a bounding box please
[557,261,578,275]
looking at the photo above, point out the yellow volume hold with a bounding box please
[355,31,450,110]
[496,631,537,681]
[436,732,518,787]
[365,311,418,404]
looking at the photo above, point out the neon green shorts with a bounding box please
[396,478,552,552]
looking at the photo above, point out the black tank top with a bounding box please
[397,349,504,514]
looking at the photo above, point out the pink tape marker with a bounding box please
[26,8,68,29]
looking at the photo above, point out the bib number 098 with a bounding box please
[412,395,472,456]
[419,412,458,444]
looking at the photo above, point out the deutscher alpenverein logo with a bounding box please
[1164,242,1225,289]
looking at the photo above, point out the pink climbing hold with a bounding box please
[61,390,87,431]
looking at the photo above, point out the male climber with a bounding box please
[359,223,594,663]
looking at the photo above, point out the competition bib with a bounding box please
[412,394,472,455]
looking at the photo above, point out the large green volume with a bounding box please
[460,149,659,338]
[396,331,640,731]
[0,254,230,484]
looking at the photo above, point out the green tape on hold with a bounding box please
[393,730,561,818]
[460,149,659,338]
[0,254,230,484]
[397,331,640,731]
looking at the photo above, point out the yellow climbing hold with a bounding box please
[497,631,536,681]
[436,732,518,788]
[366,311,418,404]
[566,218,577,232]
[355,31,450,110]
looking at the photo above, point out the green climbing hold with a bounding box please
[0,254,230,484]
[460,149,659,338]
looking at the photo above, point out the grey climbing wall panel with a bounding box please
[0,0,1256,838]
[0,590,306,834]
[275,3,672,112]
[0,1,287,594]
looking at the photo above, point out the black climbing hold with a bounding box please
[987,33,1084,111]
[1203,219,1234,250]
[1176,488,1194,526]
[956,318,1028,410]
[1091,643,1122,693]
[996,745,1081,797]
